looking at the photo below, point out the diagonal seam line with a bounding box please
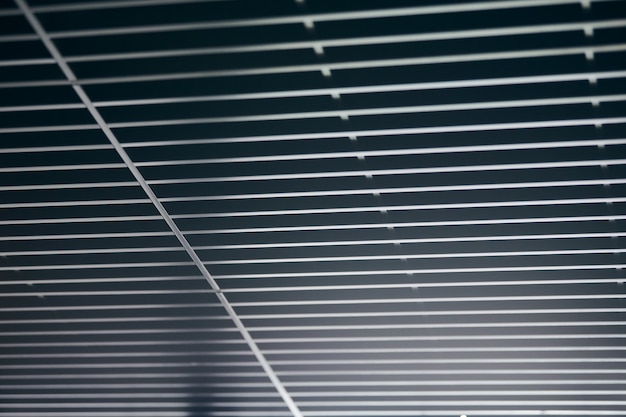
[13,1,304,416]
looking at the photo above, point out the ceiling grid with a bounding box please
[1,0,626,416]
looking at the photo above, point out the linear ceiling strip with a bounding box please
[93,70,626,107]
[2,175,624,194]
[3,155,620,175]
[1,136,625,159]
[2,42,625,89]
[31,0,232,13]
[6,93,614,129]
[1,380,621,389]
[2,346,624,359]
[1,248,624,271]
[95,94,626,128]
[3,321,625,337]
[1,279,623,295]
[1,70,622,112]
[1,214,623,242]
[54,19,626,63]
[37,43,626,86]
[0,308,626,324]
[13,1,303,416]
[3,334,624,348]
[2,194,623,211]
[0,231,625,253]
[45,0,622,39]
[1,260,625,273]
[1,390,622,398]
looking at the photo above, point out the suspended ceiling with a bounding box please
[1,0,626,416]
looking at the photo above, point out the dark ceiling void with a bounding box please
[1,0,626,416]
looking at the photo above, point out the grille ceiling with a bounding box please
[1,0,626,416]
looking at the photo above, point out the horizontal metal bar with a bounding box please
[59,19,626,64]
[2,190,624,213]
[0,411,621,417]
[136,141,626,166]
[4,320,625,337]
[288,379,626,387]
[3,334,625,348]
[240,306,626,319]
[0,215,163,226]
[0,276,198,286]
[2,400,626,408]
[176,197,626,218]
[0,163,126,173]
[0,198,150,209]
[0,214,622,243]
[276,369,626,376]
[107,94,626,129]
[0,230,173,242]
[3,42,625,89]
[203,248,626,265]
[300,412,626,417]
[4,277,625,295]
[140,155,626,178]
[181,214,626,234]
[2,345,623,360]
[2,259,625,273]
[0,261,194,271]
[1,390,623,399]
[248,321,626,333]
[197,231,626,250]
[2,368,625,379]
[45,0,621,38]
[232,292,626,307]
[0,70,621,113]
[0,383,273,389]
[133,140,626,169]
[101,70,626,109]
[2,174,622,198]
[3,293,625,314]
[0,303,223,313]
[2,248,624,272]
[273,412,626,417]
[0,231,624,255]
[0,361,258,369]
[0,289,214,297]
[0,181,136,192]
[1,307,623,324]
[71,43,626,85]
[0,57,55,67]
[0,33,38,42]
[4,139,624,175]
[0,245,184,256]
[0,401,283,408]
[168,178,626,202]
[2,380,623,390]
[0,393,278,400]
[1,150,624,195]
[0,103,85,113]
[31,0,232,13]
[0,123,98,133]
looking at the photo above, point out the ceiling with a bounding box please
[1,0,626,416]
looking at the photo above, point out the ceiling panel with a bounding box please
[1,0,626,416]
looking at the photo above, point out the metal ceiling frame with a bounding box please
[3,0,625,415]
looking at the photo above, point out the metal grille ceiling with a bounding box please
[1,0,626,416]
